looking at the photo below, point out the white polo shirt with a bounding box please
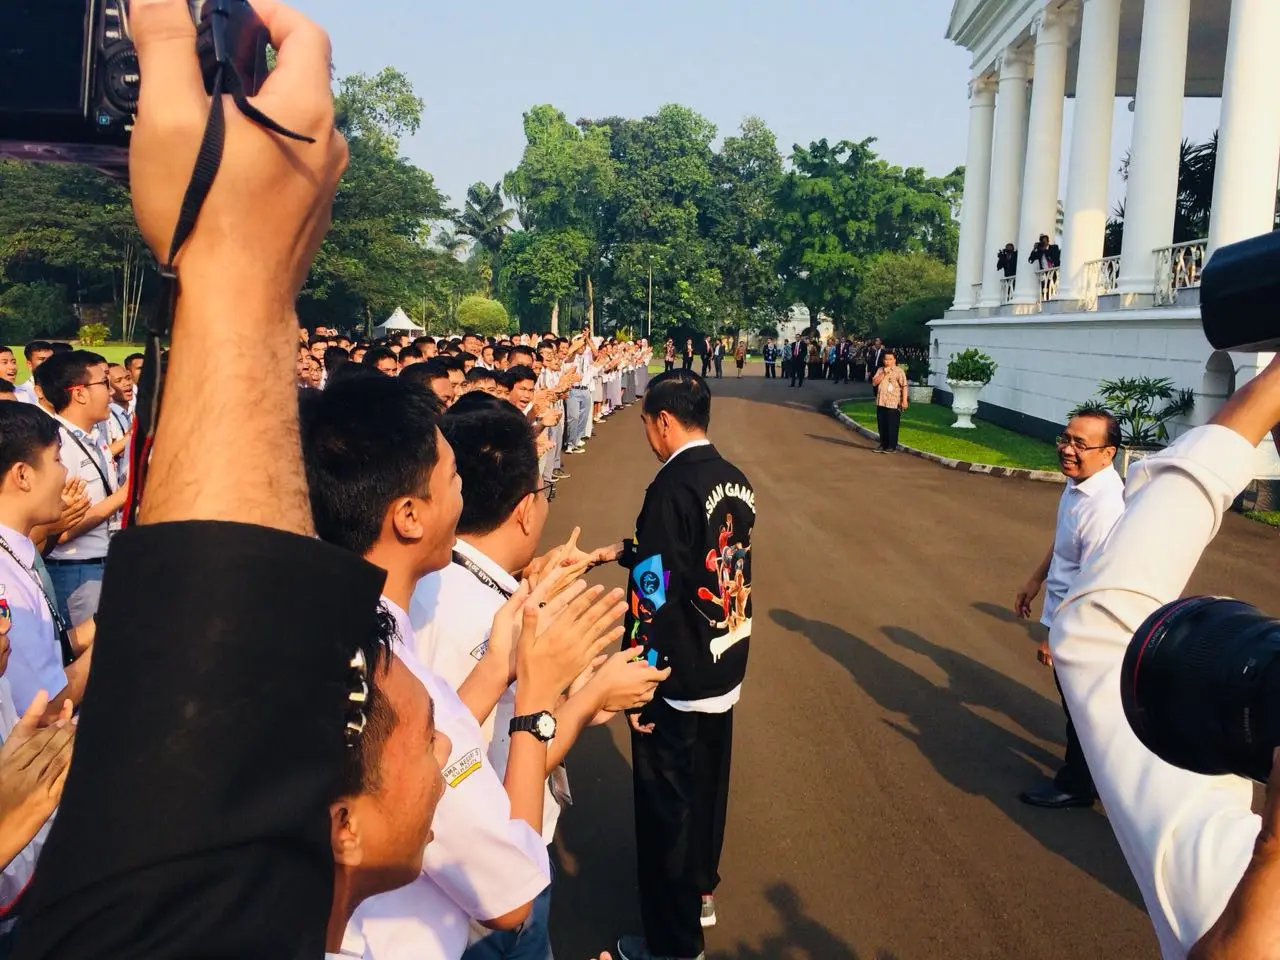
[0,523,65,713]
[0,675,52,910]
[1041,465,1126,628]
[411,541,562,844]
[48,415,118,561]
[349,599,549,960]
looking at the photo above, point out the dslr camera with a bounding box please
[0,0,270,176]
[1121,229,1280,782]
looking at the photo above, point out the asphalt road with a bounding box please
[540,366,1280,960]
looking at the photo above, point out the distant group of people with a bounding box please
[997,233,1062,278]
[663,337,748,380]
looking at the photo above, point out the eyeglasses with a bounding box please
[1055,434,1114,453]
[532,482,556,503]
[79,379,110,390]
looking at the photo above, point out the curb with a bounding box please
[830,400,1066,485]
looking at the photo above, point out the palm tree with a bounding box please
[435,227,468,257]
[455,182,514,256]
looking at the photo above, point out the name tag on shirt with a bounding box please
[443,747,483,788]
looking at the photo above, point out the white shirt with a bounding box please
[1051,426,1265,958]
[652,439,743,714]
[14,381,38,406]
[48,415,118,560]
[350,600,549,960]
[106,402,132,486]
[0,523,65,713]
[0,675,51,911]
[412,542,562,844]
[1041,465,1126,627]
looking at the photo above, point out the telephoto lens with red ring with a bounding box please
[1122,596,1280,784]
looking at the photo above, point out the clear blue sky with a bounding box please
[292,0,1221,224]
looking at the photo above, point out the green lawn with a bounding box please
[14,343,143,382]
[839,400,1062,473]
[1244,510,1280,528]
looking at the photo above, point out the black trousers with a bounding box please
[632,699,733,958]
[1054,671,1096,796]
[764,362,775,379]
[700,356,711,376]
[713,358,723,378]
[876,404,902,450]
[789,360,805,386]
[664,360,674,373]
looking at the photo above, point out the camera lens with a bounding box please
[1122,597,1280,783]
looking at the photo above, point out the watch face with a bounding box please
[535,713,557,740]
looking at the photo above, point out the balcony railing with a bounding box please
[1154,239,1207,306]
[1000,276,1015,304]
[1037,266,1060,302]
[971,282,983,303]
[1080,255,1121,310]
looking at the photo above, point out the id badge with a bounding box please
[108,511,123,535]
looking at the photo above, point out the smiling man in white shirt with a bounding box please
[1050,353,1280,958]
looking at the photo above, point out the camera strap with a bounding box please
[126,47,315,527]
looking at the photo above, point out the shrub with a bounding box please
[455,295,511,338]
[947,349,998,385]
[856,252,955,335]
[1069,376,1195,447]
[0,282,75,342]
[77,322,110,347]
[879,294,953,348]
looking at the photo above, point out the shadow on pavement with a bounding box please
[707,883,877,960]
[769,608,1145,910]
[972,600,1043,645]
[805,433,872,451]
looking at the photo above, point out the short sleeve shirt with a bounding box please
[875,367,908,409]
[48,416,118,560]
[350,599,549,960]
[0,523,65,712]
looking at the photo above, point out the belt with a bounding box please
[46,557,107,566]
[572,385,590,391]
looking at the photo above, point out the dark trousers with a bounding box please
[876,404,902,450]
[632,699,733,959]
[713,357,723,378]
[664,360,675,373]
[683,356,693,371]
[700,356,711,376]
[764,362,775,379]
[1054,671,1096,796]
[789,359,805,386]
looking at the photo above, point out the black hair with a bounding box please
[0,381,15,395]
[0,346,13,357]
[1075,409,1123,450]
[643,369,711,431]
[334,603,398,798]
[509,346,536,365]
[23,341,51,361]
[398,345,423,363]
[458,351,478,366]
[492,345,510,363]
[124,353,144,368]
[466,367,497,383]
[35,349,107,413]
[448,391,507,416]
[412,336,434,348]
[0,402,60,476]
[322,346,350,373]
[327,361,367,388]
[49,343,72,354]
[441,403,539,536]
[300,373,442,556]
[362,346,398,370]
[416,359,452,383]
[503,364,536,388]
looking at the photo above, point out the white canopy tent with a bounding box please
[373,307,425,339]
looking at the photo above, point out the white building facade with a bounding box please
[933,0,1280,488]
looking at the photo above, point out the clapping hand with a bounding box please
[0,690,74,871]
[514,578,626,704]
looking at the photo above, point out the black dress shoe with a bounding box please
[1018,782,1097,809]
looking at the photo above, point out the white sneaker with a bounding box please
[700,894,717,928]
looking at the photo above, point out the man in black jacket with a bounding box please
[599,370,754,960]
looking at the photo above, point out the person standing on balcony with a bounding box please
[997,243,1019,277]
[1029,234,1061,271]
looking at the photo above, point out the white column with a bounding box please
[1207,0,1280,256]
[1116,0,1191,299]
[952,76,997,310]
[1057,0,1122,302]
[1012,7,1072,306]
[978,50,1031,308]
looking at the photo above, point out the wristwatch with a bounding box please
[510,711,557,742]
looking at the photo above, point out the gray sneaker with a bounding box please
[615,935,705,960]
[700,894,717,928]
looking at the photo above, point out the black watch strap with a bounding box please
[510,711,556,742]
[618,539,639,570]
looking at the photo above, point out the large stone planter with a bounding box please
[908,384,934,404]
[1115,445,1160,479]
[946,379,986,429]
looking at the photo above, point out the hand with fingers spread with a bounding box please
[584,649,670,714]
[515,583,627,705]
[0,691,75,873]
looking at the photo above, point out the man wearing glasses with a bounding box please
[1014,410,1126,809]
[34,351,128,629]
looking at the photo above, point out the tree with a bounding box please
[456,182,514,257]
[774,138,961,331]
[456,295,511,337]
[300,68,451,328]
[854,251,955,335]
[878,294,954,347]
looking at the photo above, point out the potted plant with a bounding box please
[945,349,998,429]
[1070,377,1195,477]
[906,356,934,404]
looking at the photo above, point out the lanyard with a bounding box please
[451,550,513,600]
[0,535,73,663]
[62,426,114,494]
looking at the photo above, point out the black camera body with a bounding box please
[0,0,270,176]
